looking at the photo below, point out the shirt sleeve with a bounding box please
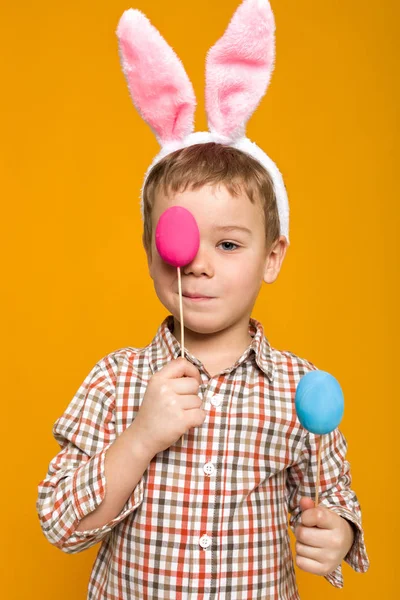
[286,425,370,588]
[36,355,146,554]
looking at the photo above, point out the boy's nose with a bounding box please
[183,247,214,277]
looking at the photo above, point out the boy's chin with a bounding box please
[171,313,226,336]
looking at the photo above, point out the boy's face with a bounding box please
[146,184,288,336]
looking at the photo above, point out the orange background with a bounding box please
[1,0,398,598]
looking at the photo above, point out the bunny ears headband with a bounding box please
[116,0,290,243]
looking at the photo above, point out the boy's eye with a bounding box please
[219,241,239,251]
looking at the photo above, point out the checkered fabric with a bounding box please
[37,315,369,599]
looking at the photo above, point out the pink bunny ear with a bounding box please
[116,9,196,146]
[206,0,275,140]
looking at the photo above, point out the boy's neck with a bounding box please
[172,315,254,373]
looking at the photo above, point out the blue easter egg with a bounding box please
[295,370,344,434]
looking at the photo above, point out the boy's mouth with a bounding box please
[183,296,214,302]
[182,292,215,301]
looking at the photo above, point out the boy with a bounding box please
[37,3,369,599]
[37,143,369,599]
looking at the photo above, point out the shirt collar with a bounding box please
[148,315,275,382]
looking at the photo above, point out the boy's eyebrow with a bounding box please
[213,225,252,235]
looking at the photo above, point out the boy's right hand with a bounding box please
[131,357,206,457]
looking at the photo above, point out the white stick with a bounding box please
[177,266,185,359]
[315,434,323,506]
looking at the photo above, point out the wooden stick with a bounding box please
[177,267,185,359]
[315,434,323,506]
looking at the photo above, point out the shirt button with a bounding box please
[210,394,223,407]
[203,462,216,476]
[199,534,211,549]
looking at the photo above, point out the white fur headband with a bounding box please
[116,0,290,243]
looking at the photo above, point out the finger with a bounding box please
[186,407,207,428]
[180,395,204,410]
[295,555,325,575]
[295,541,324,563]
[295,524,329,549]
[299,497,315,512]
[172,377,201,396]
[301,507,336,530]
[160,358,202,383]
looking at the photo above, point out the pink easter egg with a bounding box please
[155,206,200,267]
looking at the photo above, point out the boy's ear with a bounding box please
[145,247,154,280]
[263,236,288,284]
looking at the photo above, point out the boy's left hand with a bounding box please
[294,497,355,576]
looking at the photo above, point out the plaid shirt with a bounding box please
[37,315,369,599]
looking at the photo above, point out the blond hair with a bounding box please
[142,142,280,255]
